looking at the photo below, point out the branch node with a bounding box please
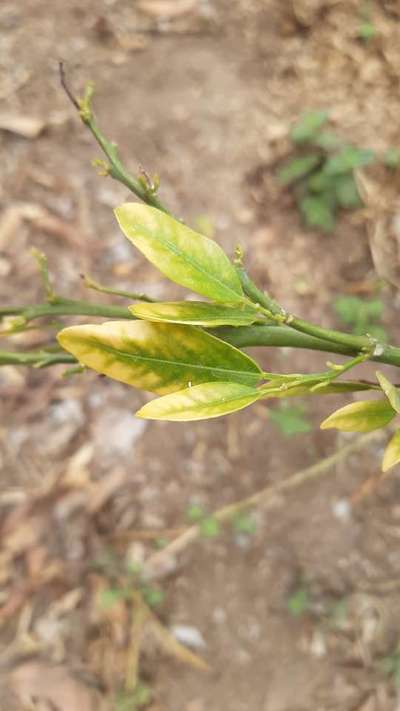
[31,248,56,302]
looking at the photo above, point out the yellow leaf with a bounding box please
[376,370,400,413]
[320,399,396,433]
[382,430,400,472]
[130,301,258,327]
[136,381,261,421]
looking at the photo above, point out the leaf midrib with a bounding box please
[158,390,261,414]
[132,221,244,302]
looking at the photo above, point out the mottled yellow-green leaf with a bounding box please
[57,321,262,395]
[115,203,244,303]
[382,430,400,472]
[376,371,400,413]
[129,301,258,327]
[320,399,395,433]
[136,382,261,421]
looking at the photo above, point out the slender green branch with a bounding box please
[0,297,134,332]
[0,348,76,368]
[83,274,155,302]
[285,315,370,351]
[59,63,169,214]
[236,264,394,359]
[0,306,24,318]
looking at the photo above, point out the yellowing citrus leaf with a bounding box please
[129,301,258,327]
[320,399,395,433]
[57,321,262,395]
[136,382,261,421]
[376,371,400,413]
[114,203,244,303]
[382,430,400,472]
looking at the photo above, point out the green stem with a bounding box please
[1,297,134,328]
[239,267,385,354]
[0,348,76,367]
[87,115,168,212]
[83,274,155,302]
[286,315,370,350]
[236,266,281,317]
[215,325,400,368]
[59,65,170,214]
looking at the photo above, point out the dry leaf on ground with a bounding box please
[137,0,197,19]
[9,661,108,711]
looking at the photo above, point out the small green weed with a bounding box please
[381,642,400,689]
[333,295,386,341]
[232,511,257,536]
[268,402,312,437]
[287,586,311,618]
[358,2,377,43]
[115,683,152,710]
[278,110,399,233]
[185,503,220,538]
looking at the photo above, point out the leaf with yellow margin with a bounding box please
[136,381,261,421]
[57,321,262,395]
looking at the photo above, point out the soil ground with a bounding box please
[2,1,400,709]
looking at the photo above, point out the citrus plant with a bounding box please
[2,68,400,472]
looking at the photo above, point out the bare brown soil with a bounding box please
[2,1,400,709]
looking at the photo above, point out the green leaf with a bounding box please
[290,111,328,143]
[367,324,387,342]
[58,321,262,395]
[186,504,205,522]
[358,22,376,41]
[376,371,400,413]
[116,684,152,711]
[334,296,384,335]
[384,148,400,170]
[232,512,257,535]
[308,171,336,193]
[320,399,395,433]
[364,299,385,320]
[141,586,165,608]
[136,382,261,421]
[278,154,321,185]
[312,131,340,151]
[287,587,310,617]
[199,515,220,538]
[268,403,312,436]
[115,203,244,303]
[299,195,336,233]
[334,174,362,209]
[324,146,375,176]
[334,295,362,325]
[382,430,400,472]
[130,301,258,327]
[99,588,129,609]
